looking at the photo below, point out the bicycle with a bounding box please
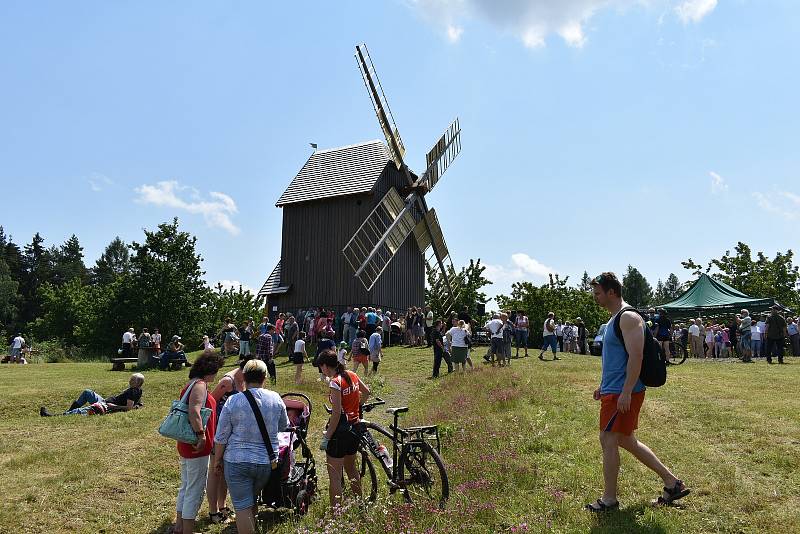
[666,340,688,365]
[326,397,449,509]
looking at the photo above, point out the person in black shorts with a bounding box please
[317,350,371,510]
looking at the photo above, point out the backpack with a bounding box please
[502,322,514,343]
[358,338,370,356]
[612,307,667,388]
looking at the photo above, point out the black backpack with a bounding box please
[612,307,667,387]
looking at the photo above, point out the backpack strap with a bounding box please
[612,306,639,350]
[243,389,277,466]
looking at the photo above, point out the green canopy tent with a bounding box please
[661,274,777,319]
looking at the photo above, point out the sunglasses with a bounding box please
[592,274,606,285]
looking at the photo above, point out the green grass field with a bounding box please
[2,348,798,533]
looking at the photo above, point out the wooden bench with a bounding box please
[110,358,138,371]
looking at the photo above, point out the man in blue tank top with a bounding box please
[585,272,689,512]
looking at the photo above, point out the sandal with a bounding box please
[657,479,690,505]
[585,499,619,512]
[222,506,235,518]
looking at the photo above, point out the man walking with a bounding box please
[765,305,788,364]
[539,312,559,361]
[586,272,688,512]
[485,313,505,367]
[430,319,453,378]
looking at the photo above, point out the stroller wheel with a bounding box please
[296,489,309,515]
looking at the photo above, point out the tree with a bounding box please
[663,273,681,301]
[92,236,131,285]
[51,234,88,285]
[0,256,18,335]
[622,265,652,308]
[20,232,53,325]
[579,271,592,292]
[207,283,264,333]
[653,279,666,305]
[425,259,491,321]
[496,274,609,348]
[683,242,800,310]
[127,218,211,345]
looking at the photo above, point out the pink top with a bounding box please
[721,330,730,344]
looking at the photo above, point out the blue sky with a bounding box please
[2,1,798,306]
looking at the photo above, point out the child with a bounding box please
[293,331,307,385]
[338,341,349,366]
[714,329,724,359]
[351,329,370,375]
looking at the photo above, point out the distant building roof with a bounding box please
[258,261,290,297]
[275,140,391,207]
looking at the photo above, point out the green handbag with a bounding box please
[158,379,212,445]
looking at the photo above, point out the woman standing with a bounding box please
[292,331,307,385]
[172,350,225,534]
[213,360,289,534]
[317,350,371,510]
[446,320,470,373]
[207,357,251,524]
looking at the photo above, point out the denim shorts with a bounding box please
[224,460,272,511]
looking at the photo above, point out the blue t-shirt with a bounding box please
[366,312,379,325]
[600,310,646,395]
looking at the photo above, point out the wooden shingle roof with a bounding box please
[257,261,290,297]
[275,140,391,207]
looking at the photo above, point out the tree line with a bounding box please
[0,219,262,356]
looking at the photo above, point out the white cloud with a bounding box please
[482,253,556,309]
[709,171,727,194]
[675,0,717,24]
[135,180,240,235]
[753,192,797,221]
[412,1,719,48]
[446,24,464,42]
[87,172,114,192]
[216,279,256,294]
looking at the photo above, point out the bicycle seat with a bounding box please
[386,406,409,416]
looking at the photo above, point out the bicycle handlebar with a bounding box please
[324,397,386,415]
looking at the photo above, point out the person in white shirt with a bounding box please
[751,319,763,358]
[755,316,767,358]
[514,311,529,358]
[121,328,134,358]
[484,314,505,367]
[446,320,470,372]
[292,332,307,385]
[555,321,564,352]
[688,319,702,358]
[341,307,353,344]
[10,333,25,363]
[539,313,559,361]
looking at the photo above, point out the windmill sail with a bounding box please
[355,44,406,171]
[415,208,462,314]
[418,118,461,192]
[343,187,418,290]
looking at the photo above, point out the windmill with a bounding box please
[342,44,464,314]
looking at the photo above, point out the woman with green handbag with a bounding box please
[172,350,225,534]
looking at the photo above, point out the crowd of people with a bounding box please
[642,306,798,364]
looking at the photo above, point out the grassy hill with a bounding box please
[1,348,798,533]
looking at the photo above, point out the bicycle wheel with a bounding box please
[341,447,378,504]
[398,440,449,510]
[667,341,688,365]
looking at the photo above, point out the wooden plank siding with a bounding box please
[270,162,424,318]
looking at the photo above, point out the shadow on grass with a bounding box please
[588,503,668,534]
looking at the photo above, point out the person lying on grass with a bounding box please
[39,373,145,416]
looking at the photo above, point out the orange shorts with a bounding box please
[599,391,645,436]
[353,354,368,364]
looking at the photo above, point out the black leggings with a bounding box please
[372,361,379,373]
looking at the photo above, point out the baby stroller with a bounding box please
[260,393,317,515]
